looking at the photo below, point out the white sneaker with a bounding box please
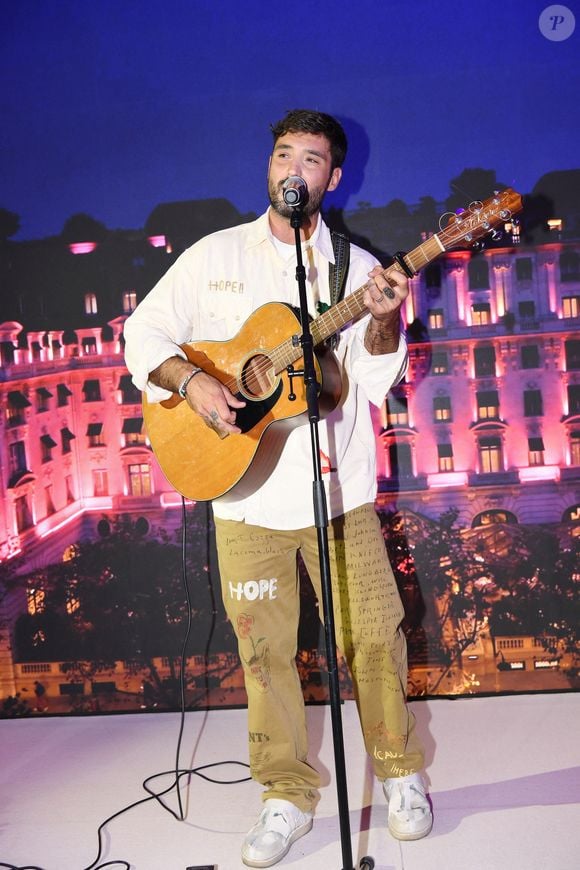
[242,798,313,868]
[383,772,433,841]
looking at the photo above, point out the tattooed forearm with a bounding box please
[364,314,401,355]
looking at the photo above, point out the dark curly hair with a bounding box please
[270,109,348,170]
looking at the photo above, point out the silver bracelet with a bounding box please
[177,366,203,399]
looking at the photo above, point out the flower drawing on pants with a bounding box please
[237,612,270,692]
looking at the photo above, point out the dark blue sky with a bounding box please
[2,0,578,240]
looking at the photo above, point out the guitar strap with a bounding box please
[326,230,350,349]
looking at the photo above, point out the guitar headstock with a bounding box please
[438,188,523,251]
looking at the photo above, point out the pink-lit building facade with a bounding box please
[0,186,579,703]
[375,231,580,529]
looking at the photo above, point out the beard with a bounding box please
[267,177,327,220]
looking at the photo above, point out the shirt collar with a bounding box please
[245,210,336,264]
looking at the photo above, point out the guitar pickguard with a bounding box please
[234,381,284,434]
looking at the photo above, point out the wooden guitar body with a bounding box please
[142,302,342,501]
[142,189,523,502]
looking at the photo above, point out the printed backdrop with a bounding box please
[0,0,578,718]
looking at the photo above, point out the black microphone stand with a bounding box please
[288,203,374,870]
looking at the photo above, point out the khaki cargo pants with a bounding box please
[214,502,424,812]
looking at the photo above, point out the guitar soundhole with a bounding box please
[241,353,277,399]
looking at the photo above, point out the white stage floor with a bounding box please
[1,692,579,870]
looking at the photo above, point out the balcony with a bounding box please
[378,474,428,493]
[467,470,520,487]
[560,466,580,482]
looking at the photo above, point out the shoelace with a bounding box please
[259,809,292,835]
[392,782,427,814]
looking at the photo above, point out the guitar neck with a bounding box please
[270,233,444,373]
[269,186,522,373]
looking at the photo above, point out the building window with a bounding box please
[568,430,580,465]
[472,509,517,527]
[388,442,414,480]
[518,300,536,319]
[15,493,33,532]
[45,484,56,516]
[468,258,489,290]
[122,290,137,314]
[567,384,580,416]
[471,302,491,325]
[27,585,45,615]
[60,427,75,454]
[424,263,441,290]
[528,437,545,466]
[128,463,152,496]
[118,373,141,404]
[478,436,503,473]
[40,434,57,463]
[437,443,454,472]
[84,293,98,315]
[431,351,448,375]
[427,308,445,330]
[92,469,109,496]
[65,475,75,504]
[87,423,104,447]
[386,395,409,427]
[562,296,580,318]
[474,345,496,377]
[477,390,500,420]
[57,383,72,406]
[515,258,533,282]
[565,340,580,371]
[560,251,580,282]
[1,340,15,366]
[122,417,146,445]
[523,389,543,417]
[521,344,540,369]
[9,440,28,479]
[36,387,52,412]
[6,390,31,427]
[433,395,452,422]
[82,337,97,355]
[83,379,101,402]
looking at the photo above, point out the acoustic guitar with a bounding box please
[143,188,523,501]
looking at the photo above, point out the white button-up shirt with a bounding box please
[124,210,408,529]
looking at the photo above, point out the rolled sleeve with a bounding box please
[348,321,409,407]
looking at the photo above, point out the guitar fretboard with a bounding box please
[266,187,522,375]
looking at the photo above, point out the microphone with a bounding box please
[282,175,309,207]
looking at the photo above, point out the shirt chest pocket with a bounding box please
[198,289,254,340]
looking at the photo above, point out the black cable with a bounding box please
[0,500,250,870]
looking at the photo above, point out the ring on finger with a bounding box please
[383,287,396,299]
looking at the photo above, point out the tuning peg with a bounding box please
[472,240,485,251]
[491,229,503,241]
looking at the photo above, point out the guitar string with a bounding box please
[197,197,514,397]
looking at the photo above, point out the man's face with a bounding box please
[267,131,342,219]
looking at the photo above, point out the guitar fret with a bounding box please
[267,188,523,376]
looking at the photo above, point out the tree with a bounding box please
[383,509,502,693]
[13,512,234,709]
[382,509,579,695]
[0,207,20,241]
[61,213,108,243]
